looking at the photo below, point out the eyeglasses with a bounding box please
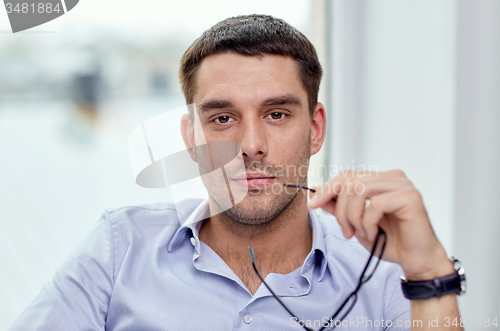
[247,184,387,331]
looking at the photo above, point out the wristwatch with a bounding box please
[400,257,466,300]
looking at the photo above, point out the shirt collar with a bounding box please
[167,198,209,253]
[306,208,328,281]
[167,198,328,280]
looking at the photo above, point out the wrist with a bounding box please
[403,250,454,281]
[401,257,466,300]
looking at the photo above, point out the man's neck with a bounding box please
[198,194,312,288]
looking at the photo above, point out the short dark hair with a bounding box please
[179,14,322,116]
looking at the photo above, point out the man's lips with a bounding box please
[231,173,276,189]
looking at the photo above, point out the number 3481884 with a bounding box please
[5,3,62,14]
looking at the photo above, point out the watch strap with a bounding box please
[401,272,462,300]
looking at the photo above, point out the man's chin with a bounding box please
[217,192,296,226]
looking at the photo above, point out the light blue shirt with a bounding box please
[9,198,410,330]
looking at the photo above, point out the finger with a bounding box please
[360,168,407,179]
[346,177,408,238]
[350,176,409,197]
[346,181,368,238]
[308,188,316,200]
[308,183,334,210]
[380,169,407,179]
[307,179,343,209]
[354,231,376,253]
[362,197,386,242]
[308,193,355,238]
[333,180,355,239]
[362,187,419,241]
[320,200,336,217]
[314,198,352,239]
[308,170,408,209]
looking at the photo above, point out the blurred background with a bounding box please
[1,0,499,329]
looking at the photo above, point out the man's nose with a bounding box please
[238,118,267,159]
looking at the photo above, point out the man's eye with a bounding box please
[214,116,234,123]
[266,112,285,120]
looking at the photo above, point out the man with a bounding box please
[10,15,464,330]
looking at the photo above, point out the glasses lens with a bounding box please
[361,231,386,283]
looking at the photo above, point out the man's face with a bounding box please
[190,52,322,225]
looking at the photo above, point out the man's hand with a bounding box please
[307,169,453,280]
[308,170,464,330]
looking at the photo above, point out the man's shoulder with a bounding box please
[99,199,203,245]
[104,198,203,225]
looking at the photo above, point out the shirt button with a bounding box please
[243,314,252,324]
[190,237,196,246]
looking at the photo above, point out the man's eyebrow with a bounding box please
[197,94,302,113]
[198,100,234,112]
[260,94,302,107]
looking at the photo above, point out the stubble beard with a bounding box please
[202,135,311,232]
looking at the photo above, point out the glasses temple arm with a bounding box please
[359,228,386,284]
[248,247,314,331]
[320,228,387,330]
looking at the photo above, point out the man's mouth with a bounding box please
[232,172,276,189]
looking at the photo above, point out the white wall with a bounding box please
[328,0,500,320]
[455,0,500,322]
[330,0,456,251]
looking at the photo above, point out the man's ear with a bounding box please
[181,113,197,162]
[310,102,326,156]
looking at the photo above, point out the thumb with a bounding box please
[307,188,335,209]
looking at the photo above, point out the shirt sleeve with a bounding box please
[384,268,412,331]
[8,212,115,331]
